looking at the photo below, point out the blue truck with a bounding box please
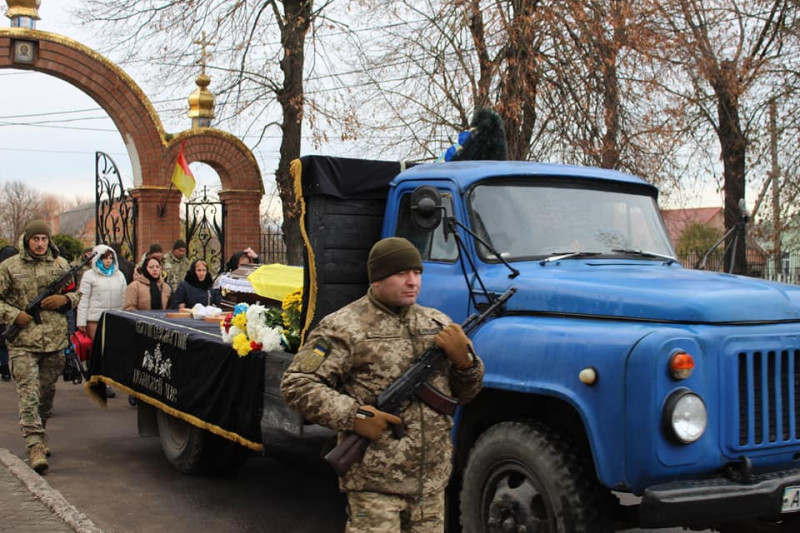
[96,156,800,532]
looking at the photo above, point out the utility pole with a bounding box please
[769,100,781,279]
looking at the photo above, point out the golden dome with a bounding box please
[5,0,41,20]
[188,73,215,126]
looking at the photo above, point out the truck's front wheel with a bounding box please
[460,421,609,533]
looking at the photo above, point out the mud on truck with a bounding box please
[88,156,800,532]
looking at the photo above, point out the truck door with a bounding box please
[391,186,472,323]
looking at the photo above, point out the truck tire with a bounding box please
[460,421,610,533]
[156,411,250,475]
[718,516,800,533]
[156,410,206,474]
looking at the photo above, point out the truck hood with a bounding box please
[486,261,800,324]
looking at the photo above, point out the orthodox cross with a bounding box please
[193,31,215,75]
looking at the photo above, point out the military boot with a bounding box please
[29,443,48,473]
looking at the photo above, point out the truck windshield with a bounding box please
[467,179,675,262]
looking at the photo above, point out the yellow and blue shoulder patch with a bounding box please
[298,338,332,373]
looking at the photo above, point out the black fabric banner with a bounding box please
[87,310,265,451]
[299,155,417,200]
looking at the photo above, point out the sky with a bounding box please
[0,0,727,214]
[0,0,284,214]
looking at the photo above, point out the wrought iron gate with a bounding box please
[95,151,136,261]
[184,186,225,276]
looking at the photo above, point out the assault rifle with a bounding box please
[324,287,516,476]
[2,252,97,343]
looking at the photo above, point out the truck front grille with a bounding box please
[737,350,800,446]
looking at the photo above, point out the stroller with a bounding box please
[62,330,91,385]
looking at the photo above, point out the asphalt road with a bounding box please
[0,378,710,532]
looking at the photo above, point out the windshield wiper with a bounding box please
[611,248,677,265]
[539,251,602,265]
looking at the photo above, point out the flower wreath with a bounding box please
[220,289,303,357]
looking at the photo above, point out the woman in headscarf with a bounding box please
[124,255,171,311]
[170,259,221,310]
[76,244,127,341]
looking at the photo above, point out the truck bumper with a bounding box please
[639,468,800,528]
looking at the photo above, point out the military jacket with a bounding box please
[162,252,190,291]
[281,290,484,496]
[0,236,81,352]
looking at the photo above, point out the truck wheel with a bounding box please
[156,410,250,475]
[156,410,206,474]
[460,421,610,533]
[718,516,800,533]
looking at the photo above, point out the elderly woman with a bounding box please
[170,259,221,310]
[125,255,171,311]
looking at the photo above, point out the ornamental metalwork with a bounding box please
[95,151,137,261]
[184,186,225,276]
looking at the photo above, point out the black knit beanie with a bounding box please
[24,220,52,243]
[367,237,423,282]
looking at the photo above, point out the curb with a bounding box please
[0,447,104,533]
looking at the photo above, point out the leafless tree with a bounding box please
[643,0,799,273]
[77,0,342,265]
[0,180,47,242]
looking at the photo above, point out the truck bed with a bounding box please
[87,309,307,451]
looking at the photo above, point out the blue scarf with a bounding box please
[97,259,116,277]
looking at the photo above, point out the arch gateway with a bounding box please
[0,2,264,264]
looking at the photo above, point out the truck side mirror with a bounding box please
[409,185,443,230]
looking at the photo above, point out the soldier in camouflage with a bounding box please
[281,237,484,533]
[162,239,190,291]
[0,220,82,474]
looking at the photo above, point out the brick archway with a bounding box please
[0,28,263,258]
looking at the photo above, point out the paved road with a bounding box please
[0,378,710,532]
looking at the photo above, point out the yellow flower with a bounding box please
[232,313,248,330]
[232,333,252,357]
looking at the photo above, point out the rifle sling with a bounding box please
[414,381,458,416]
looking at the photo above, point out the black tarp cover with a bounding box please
[297,155,415,200]
[86,310,265,451]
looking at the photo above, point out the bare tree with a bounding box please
[0,180,45,242]
[644,0,798,273]
[78,0,340,265]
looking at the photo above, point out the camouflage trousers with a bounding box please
[346,490,445,533]
[8,348,64,448]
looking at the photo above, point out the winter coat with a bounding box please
[76,244,127,326]
[0,235,81,352]
[280,289,484,497]
[170,280,221,309]
[124,269,171,311]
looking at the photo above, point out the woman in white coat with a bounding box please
[76,244,127,341]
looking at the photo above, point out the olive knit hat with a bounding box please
[23,220,52,242]
[367,237,423,282]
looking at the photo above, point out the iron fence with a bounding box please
[260,228,287,265]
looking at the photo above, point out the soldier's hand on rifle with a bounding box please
[14,311,32,328]
[352,405,402,440]
[435,323,474,370]
[41,294,68,310]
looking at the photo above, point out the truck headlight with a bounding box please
[663,389,707,444]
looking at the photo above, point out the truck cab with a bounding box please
[381,161,800,532]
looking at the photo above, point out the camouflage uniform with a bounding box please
[0,235,81,448]
[281,289,484,532]
[162,251,190,291]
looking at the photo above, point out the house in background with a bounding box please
[660,206,767,276]
[57,203,95,248]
